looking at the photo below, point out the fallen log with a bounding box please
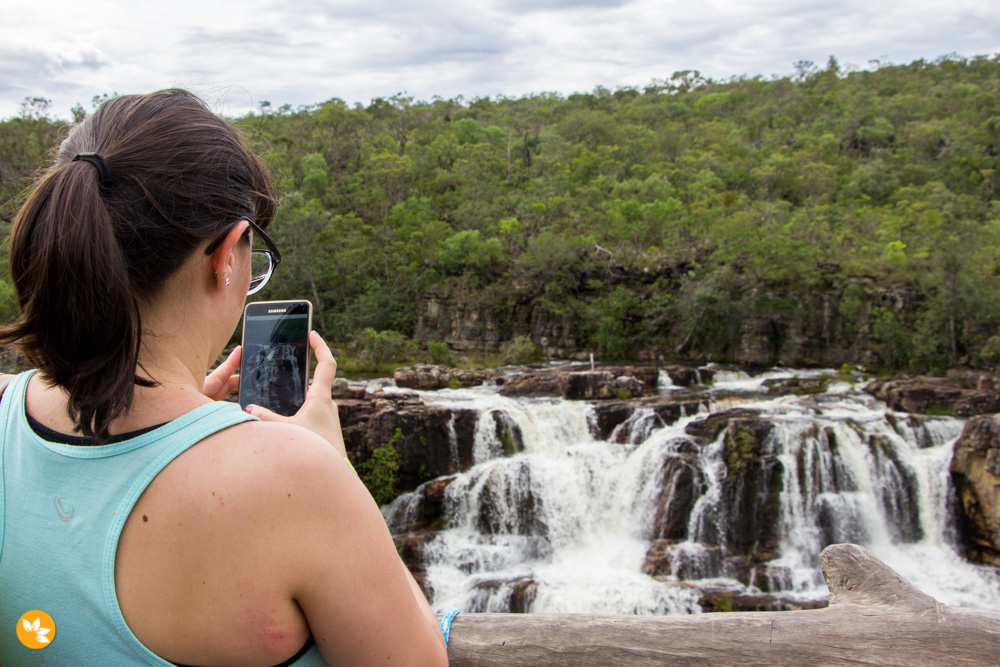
[440,543,1000,666]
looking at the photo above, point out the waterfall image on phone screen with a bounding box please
[240,307,309,416]
[244,343,304,411]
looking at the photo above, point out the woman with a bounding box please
[0,90,448,666]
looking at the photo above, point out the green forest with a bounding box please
[2,55,1000,372]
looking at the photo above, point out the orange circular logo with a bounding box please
[16,610,55,649]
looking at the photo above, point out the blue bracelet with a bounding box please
[439,608,462,647]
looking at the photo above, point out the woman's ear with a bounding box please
[209,219,250,290]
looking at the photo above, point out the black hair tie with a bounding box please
[72,152,113,189]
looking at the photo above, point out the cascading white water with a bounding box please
[758,393,1000,607]
[382,373,1000,614]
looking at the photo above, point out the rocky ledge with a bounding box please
[333,381,478,492]
[864,373,1000,417]
[393,363,715,397]
[338,365,712,498]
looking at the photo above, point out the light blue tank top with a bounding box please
[0,371,328,666]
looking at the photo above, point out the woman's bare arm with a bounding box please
[235,333,447,664]
[253,429,448,665]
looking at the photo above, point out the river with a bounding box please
[382,366,1000,614]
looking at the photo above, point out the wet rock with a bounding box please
[421,476,456,520]
[492,410,524,456]
[865,376,1000,416]
[368,398,479,491]
[386,476,459,535]
[475,461,547,536]
[976,374,1000,392]
[722,418,773,477]
[395,531,437,565]
[681,410,783,559]
[498,368,656,400]
[661,365,702,387]
[884,413,938,450]
[393,364,499,390]
[763,376,831,395]
[467,576,538,613]
[743,561,794,593]
[498,373,565,397]
[589,402,634,441]
[338,389,478,498]
[955,391,1000,417]
[0,346,29,374]
[649,455,705,541]
[816,494,872,546]
[684,408,762,441]
[331,379,368,400]
[603,365,661,387]
[719,453,784,558]
[589,398,709,442]
[698,414,784,559]
[950,415,1000,568]
[643,541,726,580]
[563,371,636,400]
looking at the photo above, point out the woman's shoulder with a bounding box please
[138,415,367,573]
[183,416,353,493]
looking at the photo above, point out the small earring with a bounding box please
[224,273,230,287]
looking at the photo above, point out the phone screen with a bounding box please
[239,301,312,416]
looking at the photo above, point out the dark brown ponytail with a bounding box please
[0,89,277,442]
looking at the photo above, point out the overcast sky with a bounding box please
[3,0,999,120]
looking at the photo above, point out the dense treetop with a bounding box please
[2,55,999,370]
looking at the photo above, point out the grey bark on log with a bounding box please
[439,543,1000,666]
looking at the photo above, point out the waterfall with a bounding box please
[383,376,1000,614]
[657,370,675,390]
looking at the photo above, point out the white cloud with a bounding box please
[0,0,997,120]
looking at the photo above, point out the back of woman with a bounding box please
[0,90,448,666]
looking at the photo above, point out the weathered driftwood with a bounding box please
[440,544,1000,666]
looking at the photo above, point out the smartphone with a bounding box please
[239,300,313,416]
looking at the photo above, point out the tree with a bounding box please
[18,97,51,120]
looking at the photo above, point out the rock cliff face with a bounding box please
[950,415,1000,568]
[415,295,578,358]
[413,282,918,367]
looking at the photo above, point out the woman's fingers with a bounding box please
[306,331,337,400]
[284,332,347,455]
[209,375,240,402]
[243,333,346,457]
[204,346,242,400]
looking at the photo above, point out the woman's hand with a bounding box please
[244,331,347,457]
[203,346,241,401]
